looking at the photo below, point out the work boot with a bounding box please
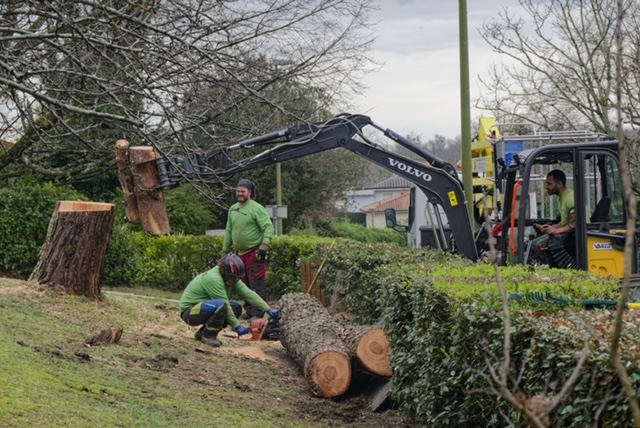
[194,326,204,340]
[200,327,222,348]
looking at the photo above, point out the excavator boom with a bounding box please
[117,113,479,261]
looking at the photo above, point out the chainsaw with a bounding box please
[238,313,282,342]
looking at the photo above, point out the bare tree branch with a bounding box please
[0,0,377,201]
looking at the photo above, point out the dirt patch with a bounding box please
[222,344,277,361]
[0,282,45,295]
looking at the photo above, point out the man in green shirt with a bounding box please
[179,253,279,347]
[529,169,575,265]
[223,179,274,318]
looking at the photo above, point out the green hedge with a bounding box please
[345,257,634,427]
[103,229,336,295]
[0,180,88,277]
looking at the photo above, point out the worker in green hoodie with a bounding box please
[223,179,275,318]
[179,253,279,347]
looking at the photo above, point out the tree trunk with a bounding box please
[337,325,392,377]
[278,293,352,399]
[115,140,140,222]
[115,142,170,235]
[29,201,116,299]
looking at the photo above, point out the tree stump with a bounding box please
[279,293,352,399]
[337,325,392,377]
[115,141,170,235]
[29,201,116,299]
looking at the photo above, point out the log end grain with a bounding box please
[356,328,392,377]
[57,201,115,213]
[306,351,351,399]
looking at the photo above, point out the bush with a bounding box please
[289,220,407,246]
[377,263,632,427]
[267,235,335,298]
[165,186,217,235]
[330,222,407,245]
[136,235,221,290]
[104,226,148,286]
[0,179,88,277]
[110,186,217,236]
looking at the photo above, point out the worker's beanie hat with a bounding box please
[237,179,257,198]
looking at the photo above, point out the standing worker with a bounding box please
[179,254,279,348]
[223,179,274,319]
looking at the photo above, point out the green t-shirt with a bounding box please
[559,188,575,228]
[178,266,269,328]
[223,200,274,254]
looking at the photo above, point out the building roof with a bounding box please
[361,192,409,213]
[365,175,412,190]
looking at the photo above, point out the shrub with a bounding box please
[165,186,217,235]
[267,235,335,298]
[0,179,88,277]
[136,235,222,290]
[104,226,148,286]
[378,263,632,427]
[288,221,407,246]
[330,222,407,245]
[110,186,217,236]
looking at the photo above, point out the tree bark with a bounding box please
[115,143,170,235]
[29,201,116,299]
[337,325,392,377]
[115,139,139,222]
[279,292,352,399]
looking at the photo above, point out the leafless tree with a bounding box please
[478,2,640,424]
[0,0,376,200]
[477,0,640,193]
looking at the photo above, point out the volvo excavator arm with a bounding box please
[121,113,478,261]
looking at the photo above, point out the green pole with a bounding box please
[459,0,474,228]
[276,162,283,235]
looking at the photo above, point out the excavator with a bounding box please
[116,113,638,282]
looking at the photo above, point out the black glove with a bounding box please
[257,243,268,263]
[266,309,280,320]
[236,325,249,336]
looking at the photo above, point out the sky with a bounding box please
[354,0,515,140]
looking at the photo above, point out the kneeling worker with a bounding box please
[179,253,279,347]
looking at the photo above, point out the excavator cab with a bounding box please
[499,141,636,279]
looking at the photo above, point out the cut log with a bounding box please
[115,140,140,222]
[338,325,392,377]
[29,201,116,299]
[126,146,170,235]
[279,293,352,399]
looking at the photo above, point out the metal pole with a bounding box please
[276,162,283,235]
[459,0,474,228]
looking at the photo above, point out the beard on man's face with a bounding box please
[237,193,248,203]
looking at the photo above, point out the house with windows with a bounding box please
[361,192,409,229]
[342,175,411,228]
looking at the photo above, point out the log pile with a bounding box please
[278,292,392,400]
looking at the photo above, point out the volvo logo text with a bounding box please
[388,159,432,181]
[593,243,613,251]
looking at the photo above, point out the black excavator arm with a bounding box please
[155,113,478,261]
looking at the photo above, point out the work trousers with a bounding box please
[238,248,269,318]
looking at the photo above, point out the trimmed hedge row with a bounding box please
[315,245,637,427]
